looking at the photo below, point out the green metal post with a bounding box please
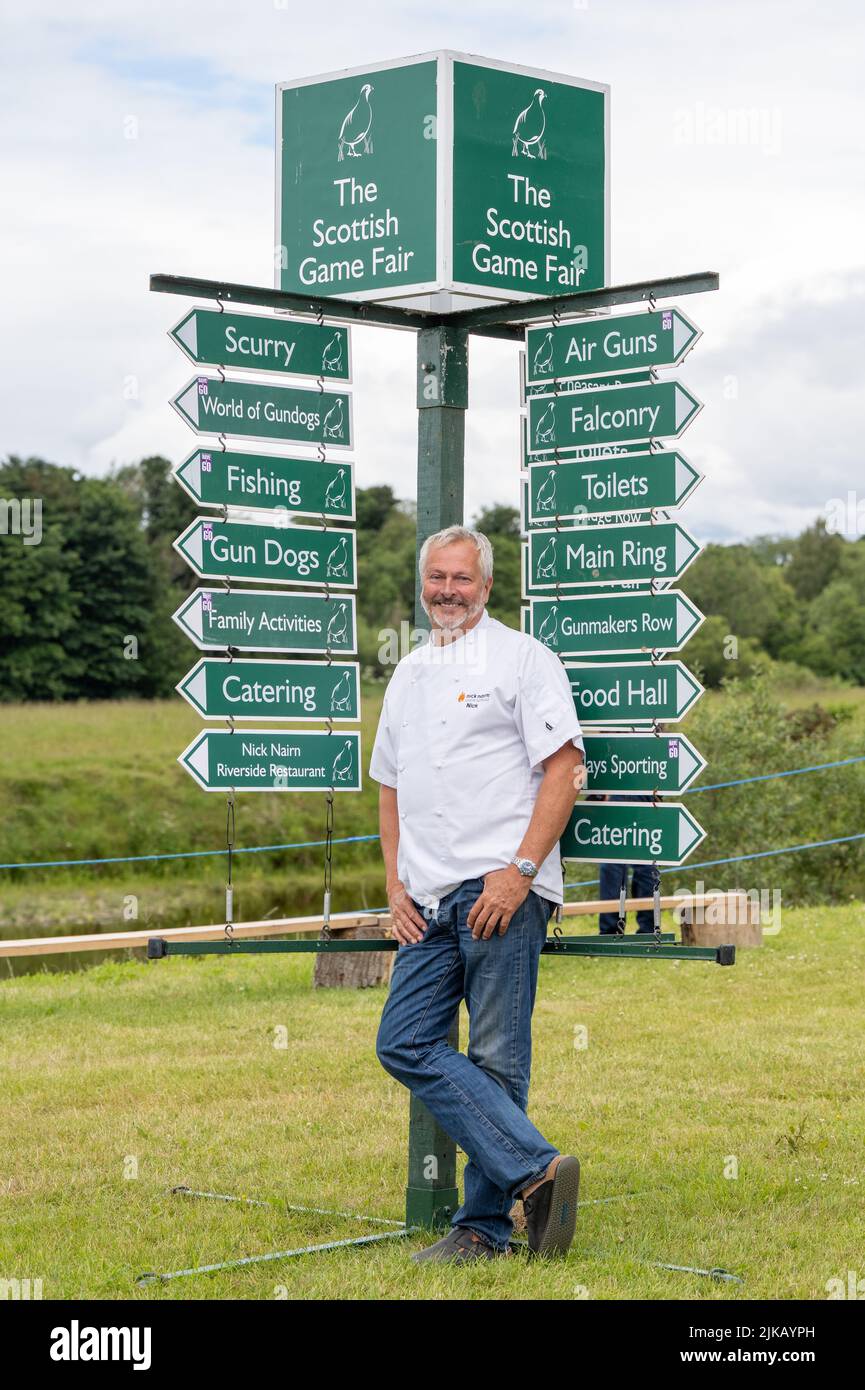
[403,323,469,1230]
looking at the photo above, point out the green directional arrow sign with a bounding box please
[177,658,360,722]
[178,729,362,792]
[528,380,702,452]
[172,589,357,654]
[169,308,351,381]
[582,732,706,795]
[529,589,705,656]
[527,451,702,522]
[171,376,352,449]
[528,521,701,588]
[560,799,705,865]
[565,660,704,724]
[173,449,354,520]
[174,517,356,588]
[526,307,700,384]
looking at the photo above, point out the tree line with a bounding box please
[0,454,862,699]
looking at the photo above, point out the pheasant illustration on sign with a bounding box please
[534,398,556,446]
[535,469,558,512]
[321,333,344,374]
[330,670,354,713]
[326,601,350,646]
[537,604,559,646]
[512,88,547,159]
[332,739,356,782]
[535,535,558,579]
[338,84,374,160]
[322,397,345,441]
[326,535,350,577]
[532,330,554,376]
[324,468,347,510]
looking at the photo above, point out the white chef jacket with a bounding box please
[368,607,585,910]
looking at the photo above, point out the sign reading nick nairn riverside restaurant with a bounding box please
[560,800,705,866]
[174,517,356,588]
[526,308,700,384]
[565,661,704,725]
[528,380,702,452]
[177,658,360,722]
[276,53,608,307]
[172,589,357,654]
[173,450,354,521]
[529,520,701,588]
[169,308,351,381]
[179,730,362,792]
[582,732,706,795]
[171,376,352,450]
[529,589,704,656]
[527,451,702,522]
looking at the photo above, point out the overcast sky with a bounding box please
[2,0,862,544]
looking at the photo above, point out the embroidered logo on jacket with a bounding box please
[457,691,491,709]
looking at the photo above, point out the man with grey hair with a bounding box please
[370,524,586,1263]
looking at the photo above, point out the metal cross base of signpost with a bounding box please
[148,264,722,1276]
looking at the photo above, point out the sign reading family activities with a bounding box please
[527,451,702,522]
[177,658,360,722]
[276,52,608,306]
[172,450,354,521]
[171,376,352,450]
[172,589,356,654]
[526,307,700,384]
[173,517,356,588]
[179,730,362,792]
[169,308,351,381]
[560,800,705,866]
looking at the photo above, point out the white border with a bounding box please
[576,729,706,795]
[524,307,701,386]
[172,588,358,655]
[525,449,704,524]
[526,588,705,656]
[561,799,705,866]
[527,519,702,590]
[178,728,363,793]
[176,658,361,723]
[168,304,353,384]
[527,379,704,455]
[563,659,705,726]
[170,374,354,454]
[173,517,358,590]
[172,449,356,524]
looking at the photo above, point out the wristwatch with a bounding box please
[510,856,538,878]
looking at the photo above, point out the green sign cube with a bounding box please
[277,52,609,307]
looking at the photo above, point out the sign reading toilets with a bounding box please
[276,52,609,307]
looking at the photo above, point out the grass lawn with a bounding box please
[1,901,862,1300]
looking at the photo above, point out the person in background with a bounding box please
[598,793,657,934]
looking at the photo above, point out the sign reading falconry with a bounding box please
[276,52,609,308]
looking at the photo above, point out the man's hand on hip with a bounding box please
[467,866,533,940]
[387,880,428,945]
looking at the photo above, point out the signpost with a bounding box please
[526,307,700,383]
[171,376,352,449]
[527,450,702,522]
[565,660,704,724]
[582,732,706,795]
[276,53,609,307]
[173,517,356,588]
[177,657,360,722]
[172,589,357,654]
[172,449,354,520]
[560,800,706,865]
[527,379,702,452]
[178,729,362,792]
[169,308,351,381]
[528,519,701,588]
[528,589,705,656]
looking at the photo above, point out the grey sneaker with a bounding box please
[522,1155,580,1257]
[410,1226,514,1264]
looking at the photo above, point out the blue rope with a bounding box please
[686,754,865,794]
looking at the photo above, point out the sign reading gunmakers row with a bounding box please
[276,52,608,307]
[172,589,357,654]
[170,308,351,381]
[174,517,357,588]
[173,449,354,520]
[528,589,705,657]
[171,376,352,449]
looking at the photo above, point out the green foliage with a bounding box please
[682,615,767,688]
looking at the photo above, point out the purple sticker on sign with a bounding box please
[197,378,208,395]
[202,593,212,611]
[201,453,212,472]
[202,525,213,541]
[662,311,672,330]
[669,739,679,757]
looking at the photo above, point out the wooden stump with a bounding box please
[312,922,394,989]
[679,890,763,948]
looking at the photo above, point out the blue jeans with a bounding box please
[375,877,561,1252]
[599,861,657,934]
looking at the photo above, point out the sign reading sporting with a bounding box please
[560,800,705,866]
[526,307,700,384]
[528,589,705,656]
[582,732,706,795]
[174,517,356,588]
[565,660,704,725]
[177,658,360,722]
[171,376,352,449]
[172,589,356,654]
[527,451,702,522]
[527,380,702,452]
[528,520,701,588]
[169,307,351,381]
[276,52,608,307]
[173,450,354,520]
[179,729,362,792]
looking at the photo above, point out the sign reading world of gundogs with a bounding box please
[581,732,706,795]
[179,729,362,792]
[527,451,702,522]
[171,376,352,450]
[172,589,357,654]
[174,517,356,588]
[560,799,705,865]
[565,660,704,725]
[177,658,360,722]
[528,380,702,452]
[169,308,351,382]
[173,450,354,521]
[528,520,701,588]
[526,307,700,384]
[276,53,608,306]
[529,589,705,656]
